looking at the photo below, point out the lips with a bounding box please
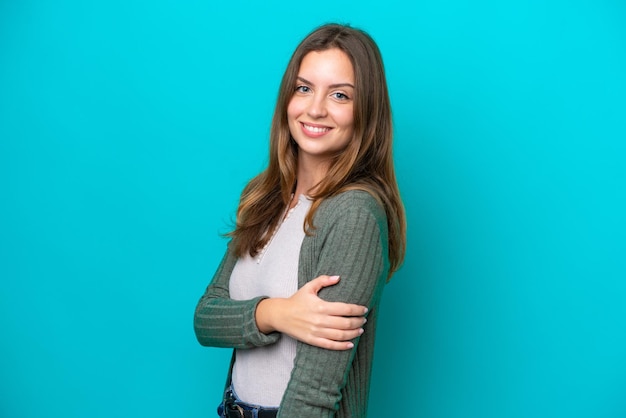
[301,122,331,137]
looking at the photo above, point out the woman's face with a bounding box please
[287,48,355,167]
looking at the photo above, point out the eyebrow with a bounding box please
[296,76,354,89]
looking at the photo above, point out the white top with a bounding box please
[229,194,312,406]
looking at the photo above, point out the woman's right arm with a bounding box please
[193,243,281,349]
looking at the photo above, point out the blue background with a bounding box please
[1,1,625,417]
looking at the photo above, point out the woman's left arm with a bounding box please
[279,192,389,417]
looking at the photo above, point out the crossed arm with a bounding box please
[194,193,388,416]
[193,253,368,351]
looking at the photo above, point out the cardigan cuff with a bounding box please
[242,296,281,347]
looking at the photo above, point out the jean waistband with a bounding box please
[218,384,278,418]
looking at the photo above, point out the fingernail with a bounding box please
[363,318,367,324]
[359,328,364,335]
[329,275,340,281]
[347,342,354,348]
[363,307,368,314]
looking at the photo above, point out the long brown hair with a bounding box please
[229,23,406,278]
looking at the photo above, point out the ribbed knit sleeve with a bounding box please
[194,243,281,349]
[278,191,390,418]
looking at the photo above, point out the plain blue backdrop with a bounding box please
[1,0,625,417]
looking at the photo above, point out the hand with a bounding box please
[256,275,368,350]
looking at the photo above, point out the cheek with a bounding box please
[287,98,302,122]
[286,101,301,137]
[337,107,355,131]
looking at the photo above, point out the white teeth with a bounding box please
[303,124,330,133]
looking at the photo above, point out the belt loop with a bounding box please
[225,403,246,418]
[224,393,246,418]
[234,404,245,417]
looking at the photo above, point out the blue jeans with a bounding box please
[217,384,279,418]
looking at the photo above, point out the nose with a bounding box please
[306,94,327,119]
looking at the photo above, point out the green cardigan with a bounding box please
[194,190,390,418]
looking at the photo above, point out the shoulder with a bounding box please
[315,189,387,229]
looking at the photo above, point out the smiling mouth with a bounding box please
[302,123,331,134]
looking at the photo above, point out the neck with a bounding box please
[293,155,330,199]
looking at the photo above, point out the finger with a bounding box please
[320,301,369,317]
[309,314,365,331]
[304,275,340,293]
[314,327,364,342]
[308,337,356,351]
[322,315,367,331]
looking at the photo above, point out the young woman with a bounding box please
[194,23,406,418]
